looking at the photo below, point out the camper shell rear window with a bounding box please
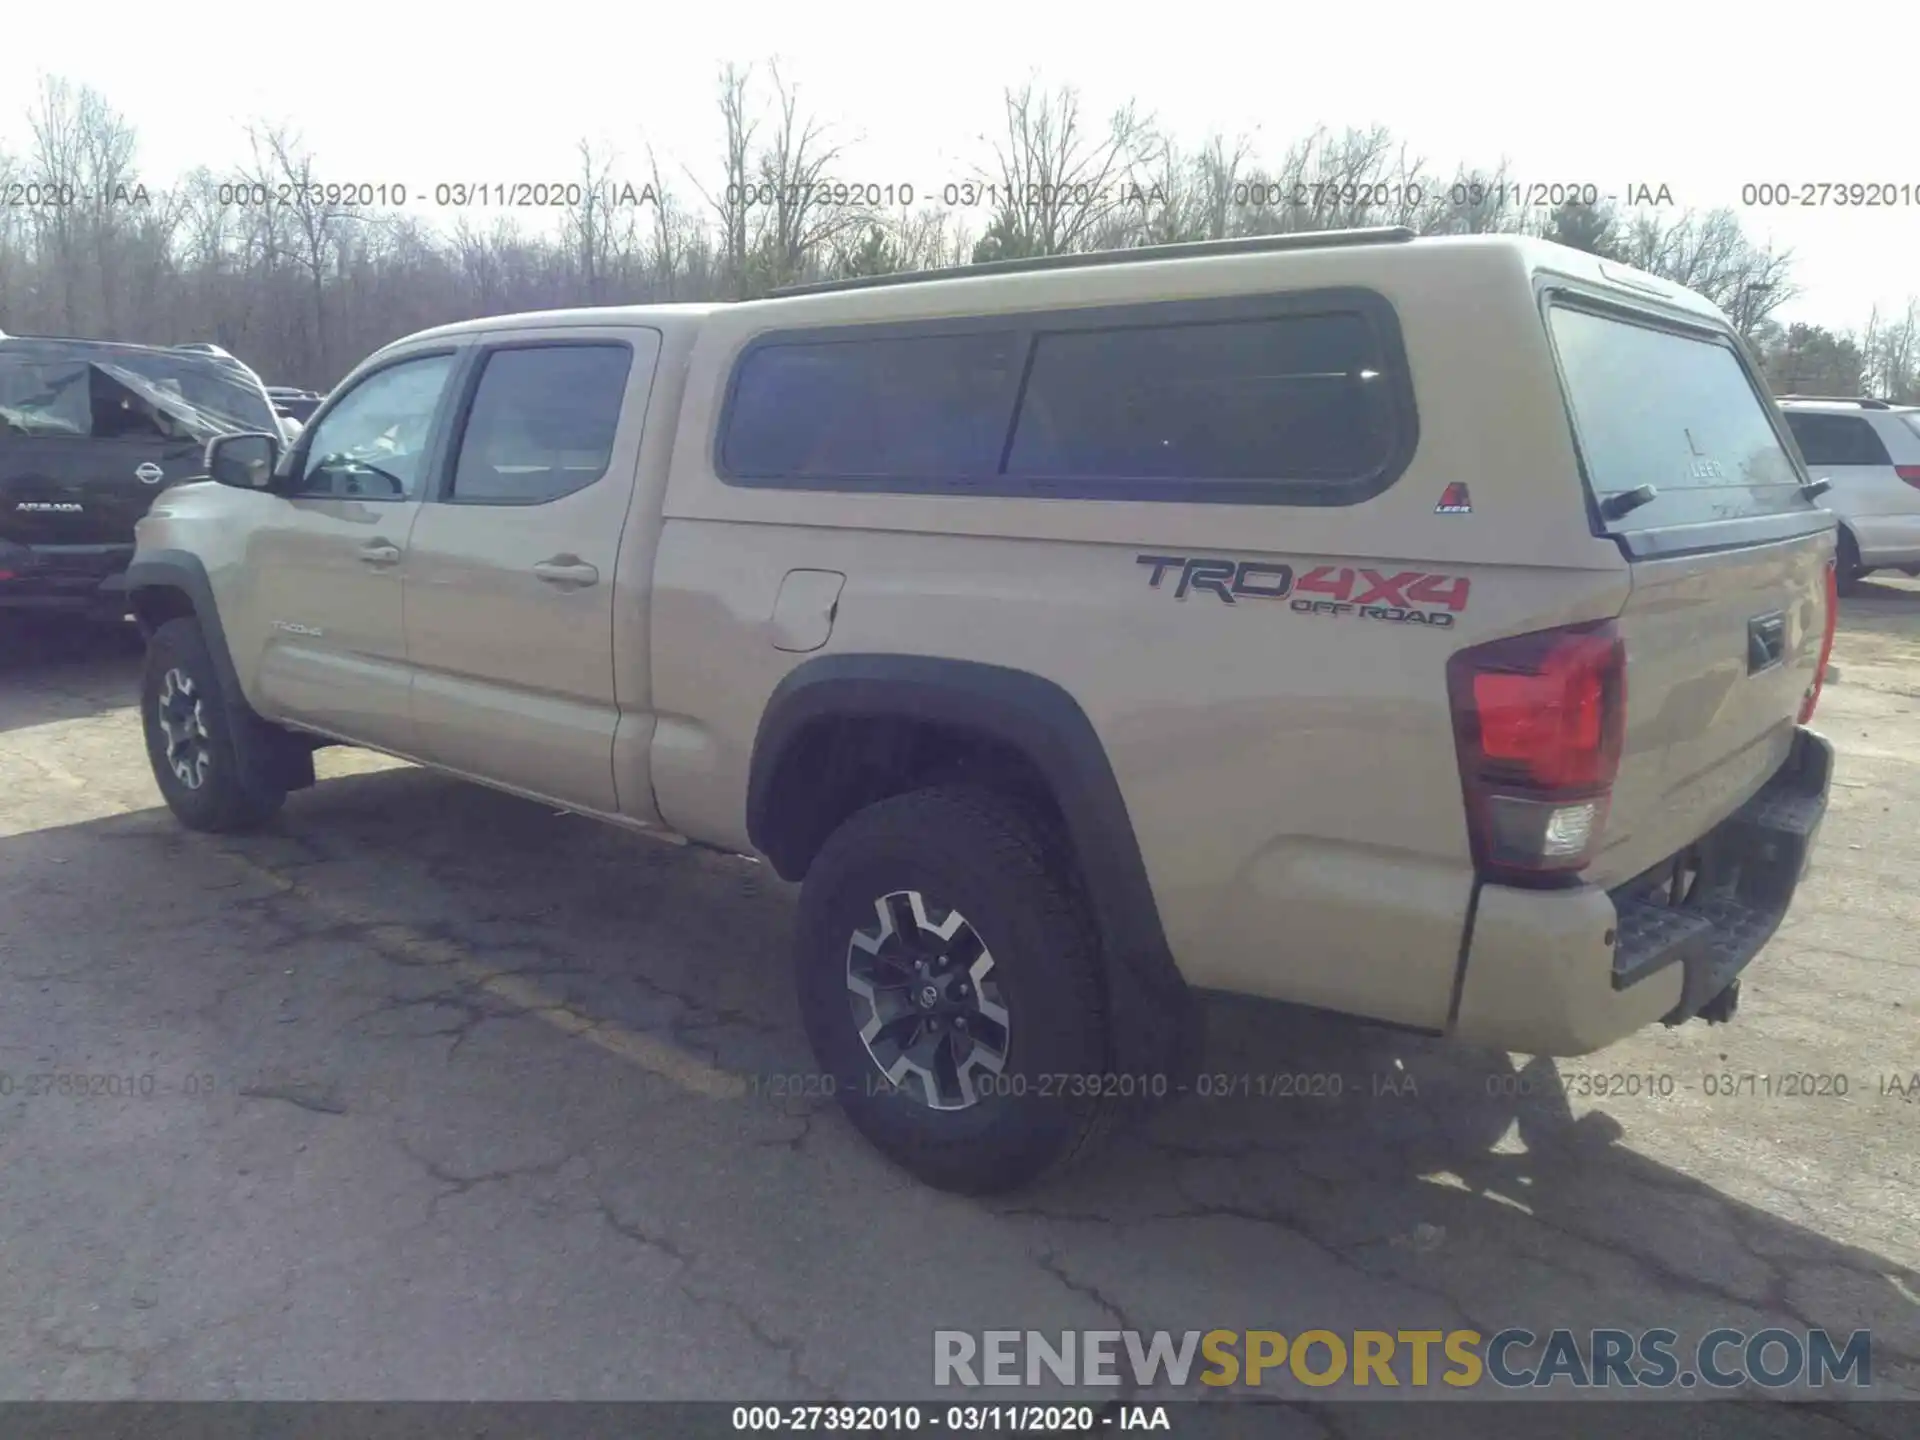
[1547,302,1815,534]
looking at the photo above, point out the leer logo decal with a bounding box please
[1435,482,1472,514]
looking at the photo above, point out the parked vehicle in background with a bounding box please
[128,229,1837,1194]
[1778,396,1920,593]
[266,387,325,424]
[172,343,269,392]
[1,334,281,618]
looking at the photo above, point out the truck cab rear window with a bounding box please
[718,300,1408,502]
[1548,305,1811,532]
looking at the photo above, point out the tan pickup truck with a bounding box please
[127,228,1837,1193]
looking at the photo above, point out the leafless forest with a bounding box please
[2,67,1914,401]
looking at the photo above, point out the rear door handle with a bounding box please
[533,557,599,588]
[359,541,402,567]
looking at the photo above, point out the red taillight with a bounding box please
[1800,558,1839,724]
[1448,621,1626,880]
[1896,465,1920,488]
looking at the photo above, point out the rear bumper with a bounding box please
[1848,513,1920,567]
[1451,726,1832,1056]
[0,540,134,614]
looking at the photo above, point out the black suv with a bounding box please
[0,334,280,618]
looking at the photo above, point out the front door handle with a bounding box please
[533,556,599,588]
[359,541,401,567]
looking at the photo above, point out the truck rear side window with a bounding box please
[1005,313,1393,486]
[1549,305,1810,532]
[717,291,1413,504]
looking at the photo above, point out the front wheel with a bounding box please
[794,786,1117,1194]
[141,617,287,832]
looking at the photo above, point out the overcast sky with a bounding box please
[5,0,1913,331]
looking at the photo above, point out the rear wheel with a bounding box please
[141,617,287,832]
[1836,529,1867,596]
[794,786,1116,1194]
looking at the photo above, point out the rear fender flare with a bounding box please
[748,654,1197,1079]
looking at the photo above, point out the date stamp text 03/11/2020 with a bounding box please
[4,178,1706,214]
[16,176,1920,212]
[7,1067,1918,1106]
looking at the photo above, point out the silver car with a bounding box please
[1780,397,1920,592]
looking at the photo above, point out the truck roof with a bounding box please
[398,303,724,349]
[377,231,1724,360]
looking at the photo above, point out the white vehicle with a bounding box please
[1779,397,1920,593]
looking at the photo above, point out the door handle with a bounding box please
[532,556,599,588]
[359,541,401,567]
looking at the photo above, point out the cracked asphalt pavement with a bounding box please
[1,586,1916,1428]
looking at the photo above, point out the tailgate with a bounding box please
[1597,533,1830,884]
[1545,298,1835,887]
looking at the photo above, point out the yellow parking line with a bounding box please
[219,850,749,1101]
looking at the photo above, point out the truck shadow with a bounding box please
[2,759,1912,1406]
[0,613,143,734]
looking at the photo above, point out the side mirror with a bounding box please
[206,432,282,491]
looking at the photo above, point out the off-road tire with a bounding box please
[141,617,287,832]
[794,785,1118,1194]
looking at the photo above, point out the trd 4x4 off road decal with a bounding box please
[1137,554,1470,628]
[1290,565,1470,627]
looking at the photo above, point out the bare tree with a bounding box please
[1122,133,1253,246]
[973,83,1152,259]
[645,145,694,298]
[74,86,139,334]
[0,143,21,322]
[564,139,620,304]
[27,76,88,331]
[1613,208,1796,336]
[691,64,759,296]
[244,123,366,377]
[1861,300,1920,403]
[748,63,870,293]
